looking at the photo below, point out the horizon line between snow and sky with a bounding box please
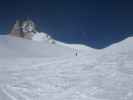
[0,0,133,48]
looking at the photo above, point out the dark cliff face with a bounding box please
[9,20,23,37]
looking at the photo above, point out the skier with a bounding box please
[75,52,78,56]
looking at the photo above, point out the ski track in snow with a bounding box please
[0,55,100,100]
[1,54,133,100]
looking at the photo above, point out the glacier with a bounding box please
[0,35,133,100]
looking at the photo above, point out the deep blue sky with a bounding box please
[0,0,133,48]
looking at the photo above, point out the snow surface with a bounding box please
[32,32,50,42]
[0,35,133,100]
[0,35,74,58]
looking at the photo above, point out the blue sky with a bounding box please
[0,0,133,48]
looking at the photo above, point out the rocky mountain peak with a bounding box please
[9,20,55,44]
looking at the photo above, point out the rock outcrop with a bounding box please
[10,20,23,37]
[9,19,55,44]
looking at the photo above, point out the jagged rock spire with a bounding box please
[22,20,37,39]
[22,20,37,33]
[9,20,23,37]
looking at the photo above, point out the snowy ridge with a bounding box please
[0,35,133,100]
[56,41,96,50]
[0,35,74,58]
[104,37,133,52]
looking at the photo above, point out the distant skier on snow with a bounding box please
[75,52,78,56]
[73,49,78,56]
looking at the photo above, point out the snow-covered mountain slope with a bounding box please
[0,35,133,100]
[0,35,75,58]
[56,41,95,50]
